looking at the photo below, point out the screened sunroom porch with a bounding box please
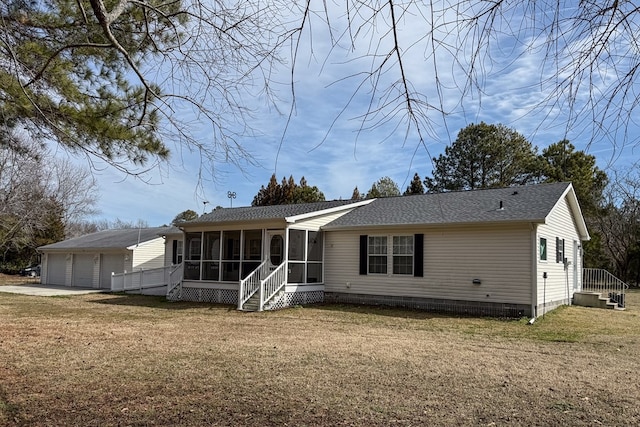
[172,228,325,310]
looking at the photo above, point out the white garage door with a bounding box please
[46,253,67,285]
[72,254,94,287]
[100,254,125,289]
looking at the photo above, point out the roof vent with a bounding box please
[498,200,504,210]
[512,191,518,195]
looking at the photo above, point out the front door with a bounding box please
[265,230,285,271]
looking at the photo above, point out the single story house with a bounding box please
[171,182,589,317]
[39,227,176,289]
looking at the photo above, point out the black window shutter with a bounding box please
[172,240,178,265]
[414,234,424,277]
[359,235,368,275]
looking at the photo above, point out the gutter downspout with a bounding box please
[530,223,538,320]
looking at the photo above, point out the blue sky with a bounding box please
[79,2,640,226]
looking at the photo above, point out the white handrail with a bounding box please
[238,260,269,309]
[260,262,287,311]
[167,263,184,299]
[583,268,628,307]
[112,265,177,292]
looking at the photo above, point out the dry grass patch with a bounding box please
[1,290,639,426]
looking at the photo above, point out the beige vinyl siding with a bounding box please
[164,236,182,266]
[325,224,532,305]
[292,209,358,230]
[132,238,166,270]
[125,251,134,272]
[536,195,583,307]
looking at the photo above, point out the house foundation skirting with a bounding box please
[173,286,530,317]
[178,287,239,305]
[174,286,324,310]
[324,292,531,318]
[537,297,571,315]
[268,290,324,310]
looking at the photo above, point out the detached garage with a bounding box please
[38,227,173,289]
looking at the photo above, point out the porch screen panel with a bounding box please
[307,231,323,283]
[201,231,221,281]
[185,233,202,260]
[288,263,304,283]
[307,232,322,261]
[242,230,262,279]
[287,230,305,283]
[288,230,305,261]
[222,231,240,281]
[307,263,322,283]
[184,232,202,279]
[203,231,221,260]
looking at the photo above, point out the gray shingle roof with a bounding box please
[186,200,358,224]
[39,227,171,251]
[323,182,573,229]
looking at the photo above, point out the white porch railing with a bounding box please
[259,262,287,311]
[238,260,269,309]
[111,265,176,292]
[582,268,629,308]
[166,263,184,300]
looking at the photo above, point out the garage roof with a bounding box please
[38,227,172,251]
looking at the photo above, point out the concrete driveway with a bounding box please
[0,284,106,296]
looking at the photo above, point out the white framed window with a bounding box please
[539,237,547,262]
[368,236,388,274]
[393,235,414,275]
[556,237,565,263]
[360,234,423,277]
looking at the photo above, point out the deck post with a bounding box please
[238,281,244,310]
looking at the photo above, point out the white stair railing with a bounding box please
[582,268,628,307]
[260,262,287,311]
[166,263,184,300]
[238,261,269,309]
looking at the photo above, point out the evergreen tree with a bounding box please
[404,173,425,195]
[351,187,362,201]
[293,177,325,203]
[424,122,541,192]
[366,177,401,198]
[540,141,608,218]
[252,174,325,206]
[171,210,199,226]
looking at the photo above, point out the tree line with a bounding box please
[0,141,98,272]
[250,122,638,286]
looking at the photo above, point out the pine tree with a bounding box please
[404,173,425,195]
[351,187,362,201]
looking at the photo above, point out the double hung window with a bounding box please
[365,235,416,275]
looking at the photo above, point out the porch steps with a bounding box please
[241,290,285,312]
[573,292,624,311]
